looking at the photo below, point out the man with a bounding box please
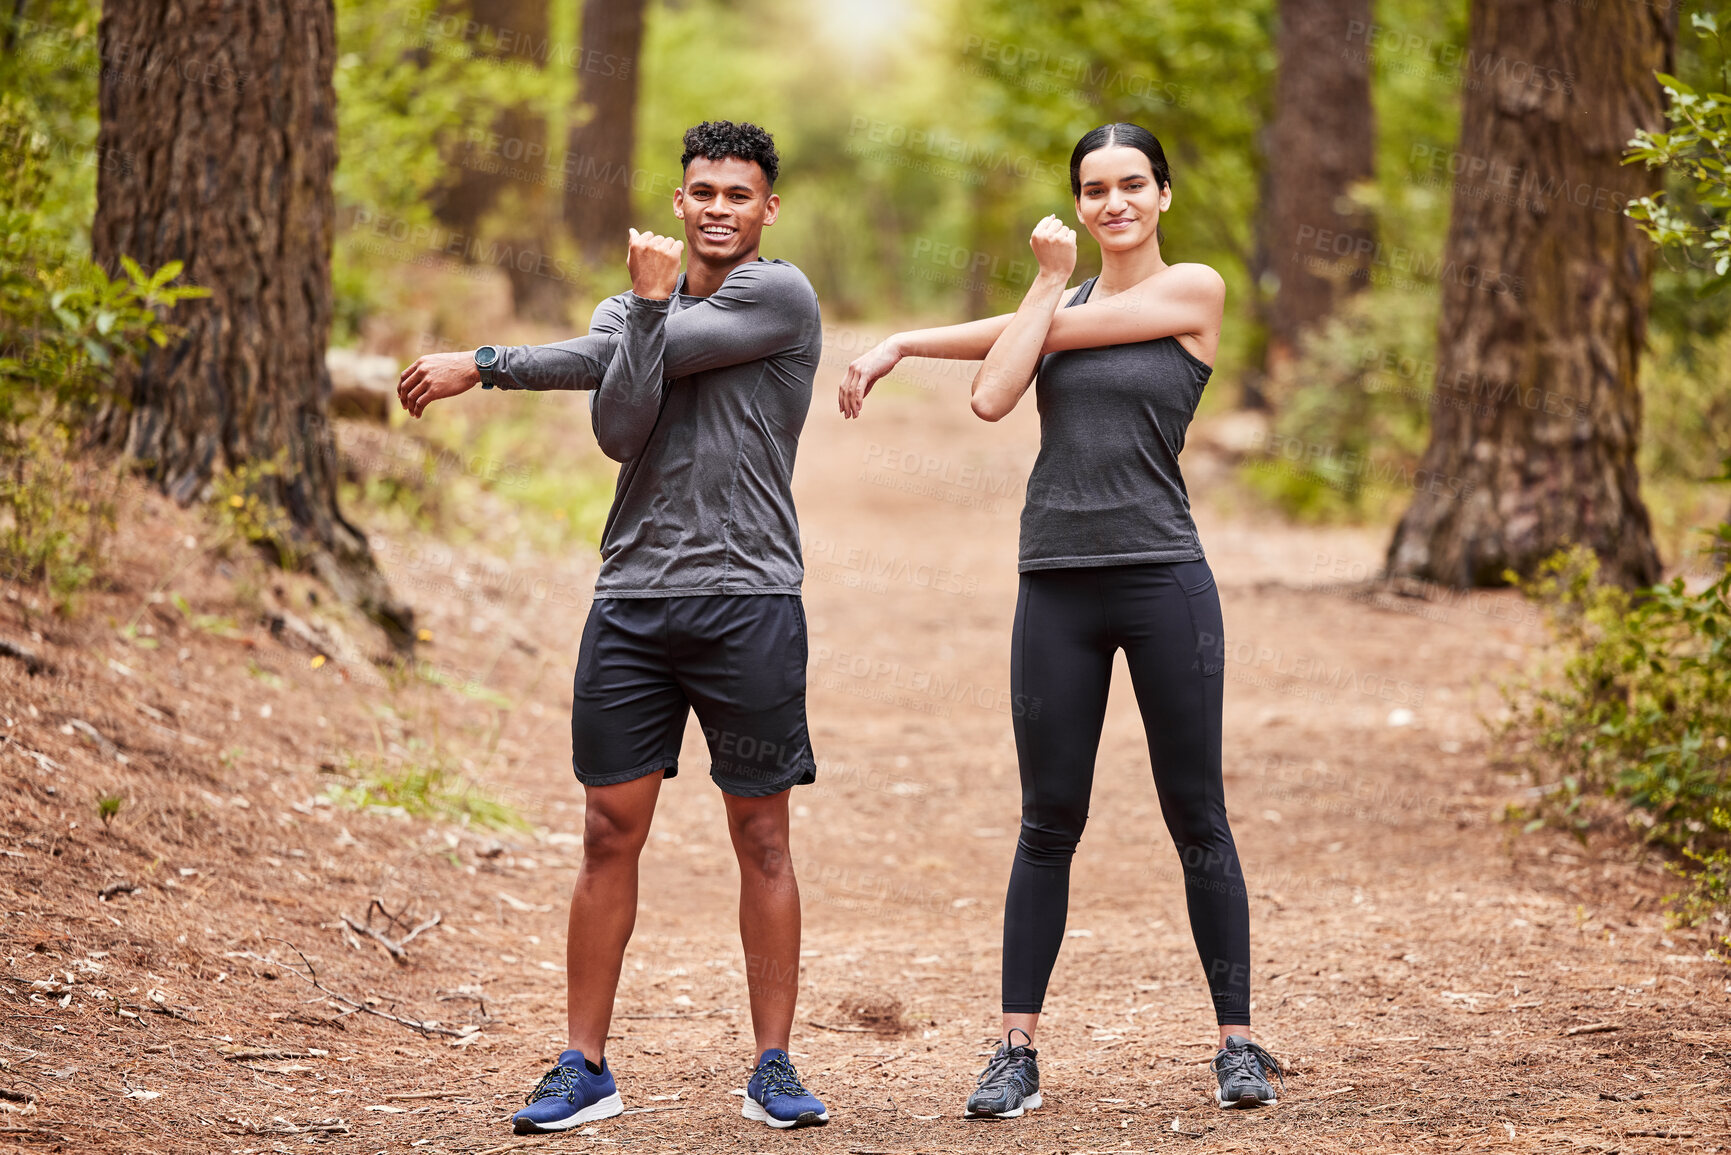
[396,121,828,1133]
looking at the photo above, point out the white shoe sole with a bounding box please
[514,1091,625,1132]
[741,1097,829,1129]
[1215,1090,1277,1109]
[965,1090,1043,1119]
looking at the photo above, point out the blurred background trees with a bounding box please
[1,0,1727,605]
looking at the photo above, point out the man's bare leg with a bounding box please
[724,789,800,1056]
[565,772,665,1061]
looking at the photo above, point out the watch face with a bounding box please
[475,345,499,368]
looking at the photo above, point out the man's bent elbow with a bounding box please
[595,425,642,463]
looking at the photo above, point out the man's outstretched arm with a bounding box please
[396,333,615,417]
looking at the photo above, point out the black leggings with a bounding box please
[1002,558,1250,1025]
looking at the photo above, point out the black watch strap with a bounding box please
[476,345,500,389]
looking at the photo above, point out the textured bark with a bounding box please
[91,0,412,645]
[562,0,646,267]
[1262,0,1377,381]
[431,0,569,322]
[1386,0,1675,589]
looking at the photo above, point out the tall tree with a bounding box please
[562,0,646,267]
[1387,0,1677,589]
[431,0,569,322]
[1254,0,1376,407]
[92,0,411,642]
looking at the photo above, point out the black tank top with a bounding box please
[1019,275,1212,572]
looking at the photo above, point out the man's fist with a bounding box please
[397,351,481,418]
[627,227,684,300]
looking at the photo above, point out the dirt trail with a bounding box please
[1,364,1726,1155]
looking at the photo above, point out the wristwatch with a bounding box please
[475,344,501,389]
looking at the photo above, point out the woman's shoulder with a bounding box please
[1152,262,1225,299]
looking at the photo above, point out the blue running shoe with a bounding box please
[742,1048,829,1129]
[511,1049,624,1134]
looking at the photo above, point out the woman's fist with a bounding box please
[1030,214,1077,280]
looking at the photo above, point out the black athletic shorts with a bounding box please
[570,594,817,797]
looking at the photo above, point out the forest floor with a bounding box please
[1,357,1727,1155]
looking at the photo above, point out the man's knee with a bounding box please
[583,803,651,863]
[729,804,792,875]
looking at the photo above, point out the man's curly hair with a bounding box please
[680,120,780,188]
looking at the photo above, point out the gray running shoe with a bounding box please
[1211,1035,1283,1108]
[964,1029,1042,1119]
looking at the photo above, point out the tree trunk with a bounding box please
[92,0,412,645]
[1386,0,1676,589]
[431,0,569,322]
[562,0,646,267]
[1261,0,1377,389]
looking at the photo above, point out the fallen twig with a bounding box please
[342,907,440,966]
[1565,1022,1618,1037]
[1624,1129,1694,1139]
[230,941,464,1038]
[382,1090,469,1101]
[97,882,142,901]
[223,1115,350,1136]
[805,1020,871,1033]
[0,638,46,675]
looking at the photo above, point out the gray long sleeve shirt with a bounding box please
[492,257,822,599]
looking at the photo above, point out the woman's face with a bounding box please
[1074,145,1170,254]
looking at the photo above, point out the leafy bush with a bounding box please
[1238,287,1437,522]
[0,93,206,605]
[1626,11,1731,288]
[1501,530,1731,958]
[209,453,302,569]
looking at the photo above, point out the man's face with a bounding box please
[674,156,780,264]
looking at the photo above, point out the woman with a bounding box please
[839,124,1281,1114]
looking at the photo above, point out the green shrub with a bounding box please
[1501,529,1731,958]
[0,94,205,606]
[324,742,526,832]
[1239,287,1437,522]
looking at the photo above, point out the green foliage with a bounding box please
[96,792,124,828]
[0,0,103,257]
[0,93,206,606]
[1502,534,1731,958]
[341,401,615,554]
[331,0,580,341]
[1239,288,1437,521]
[323,743,526,832]
[1626,12,1731,288]
[208,454,302,569]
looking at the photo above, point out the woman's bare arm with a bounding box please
[970,216,1076,422]
[839,258,1223,419]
